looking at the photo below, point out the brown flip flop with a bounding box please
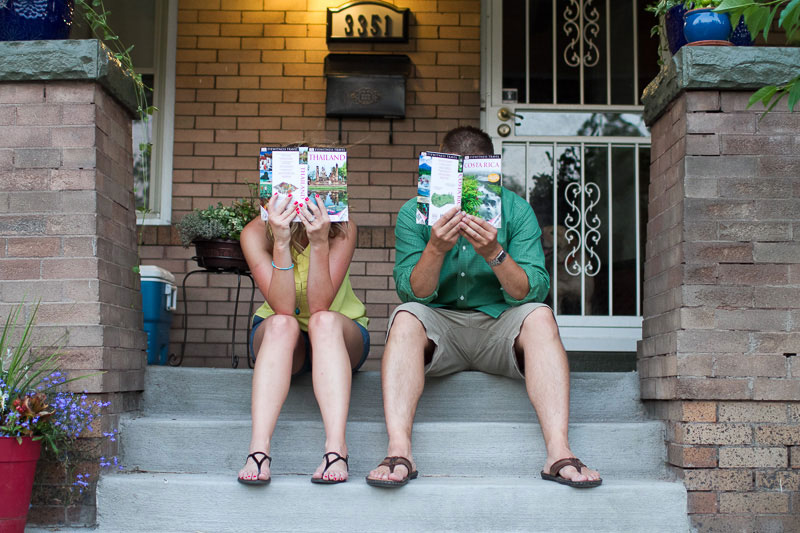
[541,457,602,488]
[366,456,419,488]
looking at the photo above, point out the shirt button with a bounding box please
[460,272,465,277]
[459,295,465,301]
[462,245,466,251]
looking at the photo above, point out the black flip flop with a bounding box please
[311,451,349,484]
[541,457,602,488]
[237,451,271,486]
[366,456,419,488]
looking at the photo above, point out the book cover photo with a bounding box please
[416,152,502,227]
[307,148,348,222]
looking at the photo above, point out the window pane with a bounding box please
[609,0,634,105]
[582,0,606,105]
[611,146,637,316]
[515,112,649,137]
[503,0,527,104]
[501,143,527,201]
[527,144,555,307]
[555,0,580,104]
[134,74,155,212]
[583,144,608,315]
[529,0,554,103]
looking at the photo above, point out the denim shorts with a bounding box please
[248,314,370,374]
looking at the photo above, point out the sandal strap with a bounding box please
[377,455,413,474]
[549,457,584,477]
[247,451,272,470]
[321,451,349,473]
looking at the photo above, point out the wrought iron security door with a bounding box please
[481,0,659,351]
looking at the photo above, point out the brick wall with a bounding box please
[140,0,482,367]
[640,90,800,532]
[0,79,146,523]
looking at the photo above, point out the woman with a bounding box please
[237,187,369,485]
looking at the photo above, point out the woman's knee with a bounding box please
[307,310,343,336]
[262,314,301,337]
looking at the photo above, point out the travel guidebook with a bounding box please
[259,147,348,222]
[416,152,502,227]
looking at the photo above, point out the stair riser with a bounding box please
[143,369,647,422]
[97,475,689,533]
[120,419,666,478]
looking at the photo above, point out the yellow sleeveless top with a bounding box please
[254,245,368,331]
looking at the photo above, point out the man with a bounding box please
[366,126,602,488]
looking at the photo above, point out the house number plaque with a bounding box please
[327,1,409,43]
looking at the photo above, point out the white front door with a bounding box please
[481,0,659,352]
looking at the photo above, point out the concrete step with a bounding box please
[120,417,667,479]
[93,473,689,532]
[143,367,648,422]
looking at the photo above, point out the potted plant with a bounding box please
[1,302,119,532]
[683,0,732,45]
[177,192,259,272]
[647,0,688,55]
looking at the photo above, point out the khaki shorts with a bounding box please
[386,302,552,379]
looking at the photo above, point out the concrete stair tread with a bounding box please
[144,367,648,422]
[92,473,688,532]
[119,417,667,478]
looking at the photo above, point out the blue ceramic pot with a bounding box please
[684,7,731,43]
[0,0,75,41]
[729,15,754,46]
[665,4,688,54]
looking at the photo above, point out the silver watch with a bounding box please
[488,249,507,267]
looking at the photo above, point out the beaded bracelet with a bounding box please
[271,261,294,270]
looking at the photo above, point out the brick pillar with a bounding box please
[642,47,800,532]
[0,40,146,525]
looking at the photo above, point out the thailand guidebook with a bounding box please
[416,152,502,227]
[259,147,348,222]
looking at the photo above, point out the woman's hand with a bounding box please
[266,193,295,247]
[297,194,330,248]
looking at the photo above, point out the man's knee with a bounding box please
[388,310,426,338]
[521,306,560,341]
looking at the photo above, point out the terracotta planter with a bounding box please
[193,239,249,272]
[0,436,42,533]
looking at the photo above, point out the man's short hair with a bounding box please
[440,126,494,156]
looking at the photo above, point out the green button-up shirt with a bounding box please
[394,187,550,318]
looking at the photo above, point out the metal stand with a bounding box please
[171,265,256,369]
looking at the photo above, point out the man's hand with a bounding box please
[429,207,463,255]
[460,215,501,262]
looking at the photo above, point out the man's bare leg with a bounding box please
[367,311,431,482]
[515,307,601,483]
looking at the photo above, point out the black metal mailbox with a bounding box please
[324,54,412,119]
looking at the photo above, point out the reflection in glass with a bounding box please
[501,143,527,201]
[638,146,650,314]
[133,73,155,212]
[515,112,649,137]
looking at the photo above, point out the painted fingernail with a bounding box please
[288,194,292,198]
[305,197,309,201]
[299,203,303,207]
[273,192,278,196]
[294,201,298,205]
[315,194,319,198]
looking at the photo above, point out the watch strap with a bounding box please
[488,248,507,267]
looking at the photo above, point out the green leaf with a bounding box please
[786,78,800,112]
[747,85,777,109]
[778,0,800,28]
[743,4,770,36]
[762,5,779,41]
[715,0,754,12]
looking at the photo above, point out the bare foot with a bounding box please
[311,451,349,482]
[238,451,271,482]
[543,456,601,483]
[367,455,416,483]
